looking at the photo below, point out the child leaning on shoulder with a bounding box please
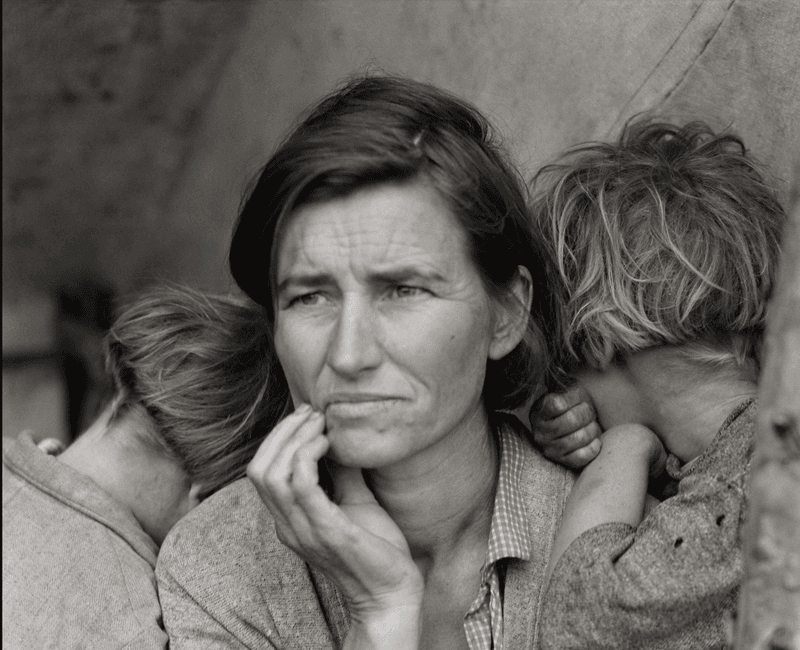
[529,119,785,650]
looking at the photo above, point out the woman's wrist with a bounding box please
[345,597,422,650]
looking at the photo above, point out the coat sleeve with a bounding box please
[155,479,345,650]
[539,473,746,650]
[156,517,280,650]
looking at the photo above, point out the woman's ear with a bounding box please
[488,265,533,361]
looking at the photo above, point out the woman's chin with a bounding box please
[324,424,399,469]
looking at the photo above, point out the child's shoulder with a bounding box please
[666,398,756,484]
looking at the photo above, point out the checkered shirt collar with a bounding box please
[485,421,532,568]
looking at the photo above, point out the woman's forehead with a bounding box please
[275,182,472,280]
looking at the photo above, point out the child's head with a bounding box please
[103,286,289,499]
[530,119,785,376]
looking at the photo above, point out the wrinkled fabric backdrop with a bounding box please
[4,0,798,300]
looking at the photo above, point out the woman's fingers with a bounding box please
[272,411,325,483]
[246,408,423,618]
[290,434,329,493]
[290,434,335,519]
[248,403,314,479]
[246,406,352,555]
[247,404,326,538]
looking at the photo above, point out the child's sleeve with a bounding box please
[539,474,744,650]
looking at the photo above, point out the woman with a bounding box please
[2,286,286,650]
[156,76,574,649]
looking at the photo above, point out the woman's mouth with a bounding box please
[324,397,401,419]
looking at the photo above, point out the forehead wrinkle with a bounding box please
[280,202,461,285]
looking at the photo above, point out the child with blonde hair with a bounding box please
[529,120,785,649]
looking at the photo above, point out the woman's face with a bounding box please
[273,181,508,470]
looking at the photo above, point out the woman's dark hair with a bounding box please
[230,75,563,409]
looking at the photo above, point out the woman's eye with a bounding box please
[391,285,425,299]
[288,292,323,307]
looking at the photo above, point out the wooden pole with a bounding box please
[735,173,800,649]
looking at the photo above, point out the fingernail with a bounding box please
[296,403,312,414]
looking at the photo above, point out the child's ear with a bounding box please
[489,265,533,361]
[188,482,206,509]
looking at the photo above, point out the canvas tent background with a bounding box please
[3,1,799,643]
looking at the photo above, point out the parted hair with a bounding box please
[229,75,563,409]
[104,286,289,497]
[530,119,785,373]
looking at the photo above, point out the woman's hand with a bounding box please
[530,384,602,469]
[247,404,423,648]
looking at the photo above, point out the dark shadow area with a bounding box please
[57,277,115,441]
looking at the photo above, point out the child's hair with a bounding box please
[103,285,289,498]
[530,119,785,374]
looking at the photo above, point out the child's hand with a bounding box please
[36,437,66,456]
[530,384,602,469]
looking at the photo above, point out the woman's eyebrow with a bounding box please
[276,273,335,293]
[369,267,447,284]
[277,267,447,294]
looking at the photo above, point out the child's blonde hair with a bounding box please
[104,285,289,498]
[530,120,785,373]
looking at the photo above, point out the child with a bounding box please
[528,120,785,649]
[3,286,287,649]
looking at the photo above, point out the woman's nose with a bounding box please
[326,296,382,377]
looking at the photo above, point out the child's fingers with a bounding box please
[36,437,66,456]
[546,419,602,454]
[531,401,599,453]
[532,384,592,422]
[555,401,597,437]
[557,437,602,469]
[649,438,668,480]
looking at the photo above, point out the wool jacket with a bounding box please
[540,399,757,650]
[2,433,168,650]
[156,415,574,649]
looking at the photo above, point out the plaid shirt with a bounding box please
[463,426,531,650]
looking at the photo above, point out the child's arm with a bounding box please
[539,409,753,650]
[530,384,603,469]
[545,423,666,586]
